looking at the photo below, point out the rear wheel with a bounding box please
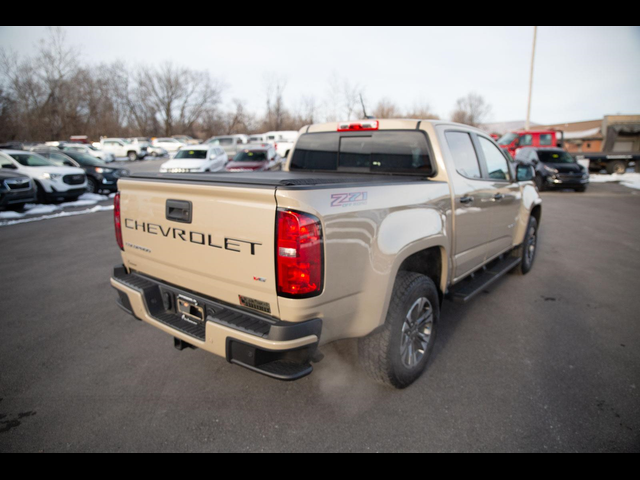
[359,272,439,389]
[606,160,627,175]
[127,151,138,162]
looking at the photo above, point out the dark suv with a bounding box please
[515,147,589,192]
[34,148,129,194]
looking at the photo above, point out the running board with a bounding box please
[448,256,521,304]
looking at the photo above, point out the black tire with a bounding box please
[606,160,627,175]
[635,161,640,174]
[535,174,546,191]
[127,151,138,162]
[358,271,440,389]
[34,181,48,204]
[86,177,99,194]
[151,151,158,158]
[512,216,538,275]
[574,186,587,193]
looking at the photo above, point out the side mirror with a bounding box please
[516,164,535,182]
[1,163,17,170]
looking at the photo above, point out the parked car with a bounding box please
[99,138,148,162]
[126,138,167,158]
[172,135,200,145]
[205,134,249,160]
[498,130,564,158]
[111,119,542,388]
[0,150,86,203]
[247,134,267,143]
[264,130,298,159]
[60,143,116,163]
[153,138,186,154]
[36,148,129,194]
[225,145,283,172]
[515,147,589,192]
[160,145,228,173]
[0,166,37,209]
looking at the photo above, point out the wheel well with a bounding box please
[531,204,542,226]
[398,247,444,304]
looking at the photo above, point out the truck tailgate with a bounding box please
[118,179,280,318]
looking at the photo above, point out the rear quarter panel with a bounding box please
[277,123,454,344]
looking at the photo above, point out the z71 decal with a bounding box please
[331,192,368,208]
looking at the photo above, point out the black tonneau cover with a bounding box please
[130,171,430,189]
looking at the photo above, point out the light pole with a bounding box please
[525,26,538,131]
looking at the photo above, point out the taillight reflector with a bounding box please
[114,192,124,251]
[337,120,379,132]
[276,209,324,298]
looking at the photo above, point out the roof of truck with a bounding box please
[303,118,483,134]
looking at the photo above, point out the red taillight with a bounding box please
[114,192,124,250]
[337,120,379,132]
[276,209,323,298]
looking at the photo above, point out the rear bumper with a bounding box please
[111,266,321,381]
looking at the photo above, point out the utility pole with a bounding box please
[525,26,538,130]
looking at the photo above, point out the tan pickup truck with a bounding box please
[110,119,541,388]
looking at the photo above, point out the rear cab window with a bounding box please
[290,131,434,176]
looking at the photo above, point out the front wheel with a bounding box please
[86,177,99,194]
[512,216,538,275]
[358,272,439,389]
[535,174,546,191]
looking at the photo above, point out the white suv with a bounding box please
[160,145,228,173]
[0,150,87,203]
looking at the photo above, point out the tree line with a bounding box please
[0,27,492,143]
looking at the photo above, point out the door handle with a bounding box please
[460,196,474,204]
[493,193,504,201]
[166,199,192,224]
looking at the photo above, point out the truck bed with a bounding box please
[130,171,430,189]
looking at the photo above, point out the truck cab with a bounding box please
[497,130,563,158]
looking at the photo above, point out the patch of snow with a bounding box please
[590,173,640,190]
[0,211,25,219]
[24,204,60,215]
[0,205,114,227]
[59,200,100,208]
[79,193,109,202]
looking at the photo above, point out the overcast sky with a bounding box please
[1,26,639,125]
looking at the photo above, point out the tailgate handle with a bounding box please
[166,200,192,224]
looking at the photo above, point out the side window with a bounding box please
[445,131,481,179]
[479,137,511,181]
[539,134,552,146]
[520,134,533,146]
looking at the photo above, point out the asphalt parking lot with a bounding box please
[0,173,639,452]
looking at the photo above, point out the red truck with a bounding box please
[497,130,563,158]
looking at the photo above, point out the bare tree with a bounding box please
[373,98,402,119]
[136,62,223,136]
[325,73,364,121]
[263,74,288,131]
[405,102,440,120]
[450,92,491,127]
